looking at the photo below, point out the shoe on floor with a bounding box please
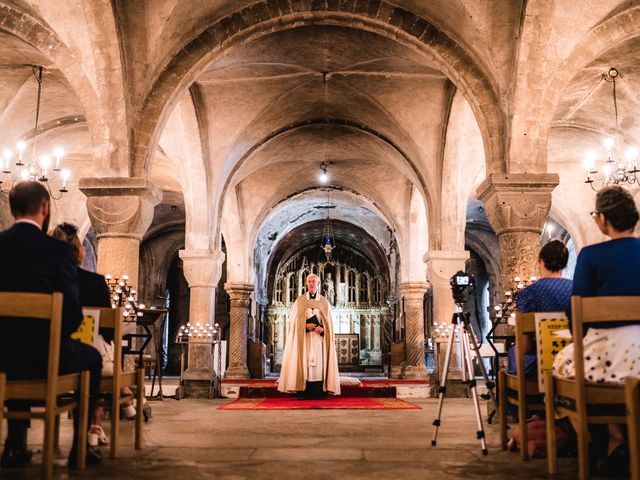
[598,443,630,478]
[68,445,102,469]
[88,425,109,446]
[124,404,137,419]
[0,447,33,468]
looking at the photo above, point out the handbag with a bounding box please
[95,333,115,376]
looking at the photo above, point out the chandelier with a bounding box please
[583,67,639,191]
[1,66,70,198]
[321,189,336,260]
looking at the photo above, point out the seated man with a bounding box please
[0,181,102,468]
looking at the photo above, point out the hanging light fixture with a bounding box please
[319,161,330,183]
[583,67,639,190]
[321,189,336,260]
[1,65,70,198]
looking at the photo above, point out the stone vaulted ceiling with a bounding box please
[0,0,639,278]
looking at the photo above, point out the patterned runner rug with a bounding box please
[218,396,421,410]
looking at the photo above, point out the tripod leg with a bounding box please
[461,325,489,455]
[431,322,458,447]
[465,321,499,414]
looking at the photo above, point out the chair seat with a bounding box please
[6,373,82,400]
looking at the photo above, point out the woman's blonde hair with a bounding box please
[51,222,83,265]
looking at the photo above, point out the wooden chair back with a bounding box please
[545,296,640,480]
[0,372,5,447]
[498,311,544,459]
[625,375,640,480]
[0,292,63,404]
[92,306,143,457]
[0,292,89,479]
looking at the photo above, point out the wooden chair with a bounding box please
[545,296,640,480]
[498,311,545,459]
[0,372,5,448]
[626,375,640,480]
[0,292,90,480]
[95,307,144,458]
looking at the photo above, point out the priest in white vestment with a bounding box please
[278,274,341,398]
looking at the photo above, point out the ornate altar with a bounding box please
[266,244,390,370]
[335,334,359,365]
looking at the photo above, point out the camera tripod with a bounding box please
[431,303,498,455]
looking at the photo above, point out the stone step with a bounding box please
[239,385,396,398]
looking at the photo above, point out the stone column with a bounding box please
[224,283,254,379]
[399,282,429,380]
[477,173,559,292]
[178,249,225,396]
[79,177,161,287]
[425,250,470,386]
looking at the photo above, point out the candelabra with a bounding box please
[175,322,223,398]
[493,275,537,324]
[105,274,145,322]
[432,321,453,339]
[0,66,71,198]
[176,322,220,343]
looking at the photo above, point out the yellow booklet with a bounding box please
[535,312,572,392]
[70,308,101,346]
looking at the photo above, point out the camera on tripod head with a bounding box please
[450,270,474,305]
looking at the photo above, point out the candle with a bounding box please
[16,141,25,164]
[2,150,10,172]
[54,147,63,170]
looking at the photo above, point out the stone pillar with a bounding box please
[224,283,254,379]
[477,173,559,292]
[399,282,429,380]
[425,250,470,388]
[79,177,161,287]
[178,249,225,396]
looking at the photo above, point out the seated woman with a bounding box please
[507,240,572,377]
[52,223,137,448]
[552,186,640,474]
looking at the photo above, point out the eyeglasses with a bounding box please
[590,211,600,219]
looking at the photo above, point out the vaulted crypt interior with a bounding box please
[0,1,639,478]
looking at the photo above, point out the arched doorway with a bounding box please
[265,219,392,374]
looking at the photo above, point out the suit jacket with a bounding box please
[78,268,111,308]
[0,222,83,379]
[77,267,114,342]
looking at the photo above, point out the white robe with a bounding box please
[277,293,341,395]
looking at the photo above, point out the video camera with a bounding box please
[450,270,474,305]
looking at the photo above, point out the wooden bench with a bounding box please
[498,311,545,459]
[545,295,640,479]
[0,292,90,479]
[626,375,640,480]
[95,306,144,458]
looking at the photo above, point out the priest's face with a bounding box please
[306,275,319,294]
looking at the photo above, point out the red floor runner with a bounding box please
[218,396,421,410]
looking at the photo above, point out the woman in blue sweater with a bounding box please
[553,185,640,473]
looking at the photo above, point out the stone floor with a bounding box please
[1,396,583,479]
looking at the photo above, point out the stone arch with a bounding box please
[0,2,105,171]
[530,4,640,170]
[131,1,506,179]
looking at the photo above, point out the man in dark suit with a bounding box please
[0,181,102,468]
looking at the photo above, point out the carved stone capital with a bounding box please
[398,282,429,302]
[224,283,254,305]
[424,250,470,286]
[79,177,161,239]
[179,249,225,288]
[476,173,559,235]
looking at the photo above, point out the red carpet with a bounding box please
[218,396,421,410]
